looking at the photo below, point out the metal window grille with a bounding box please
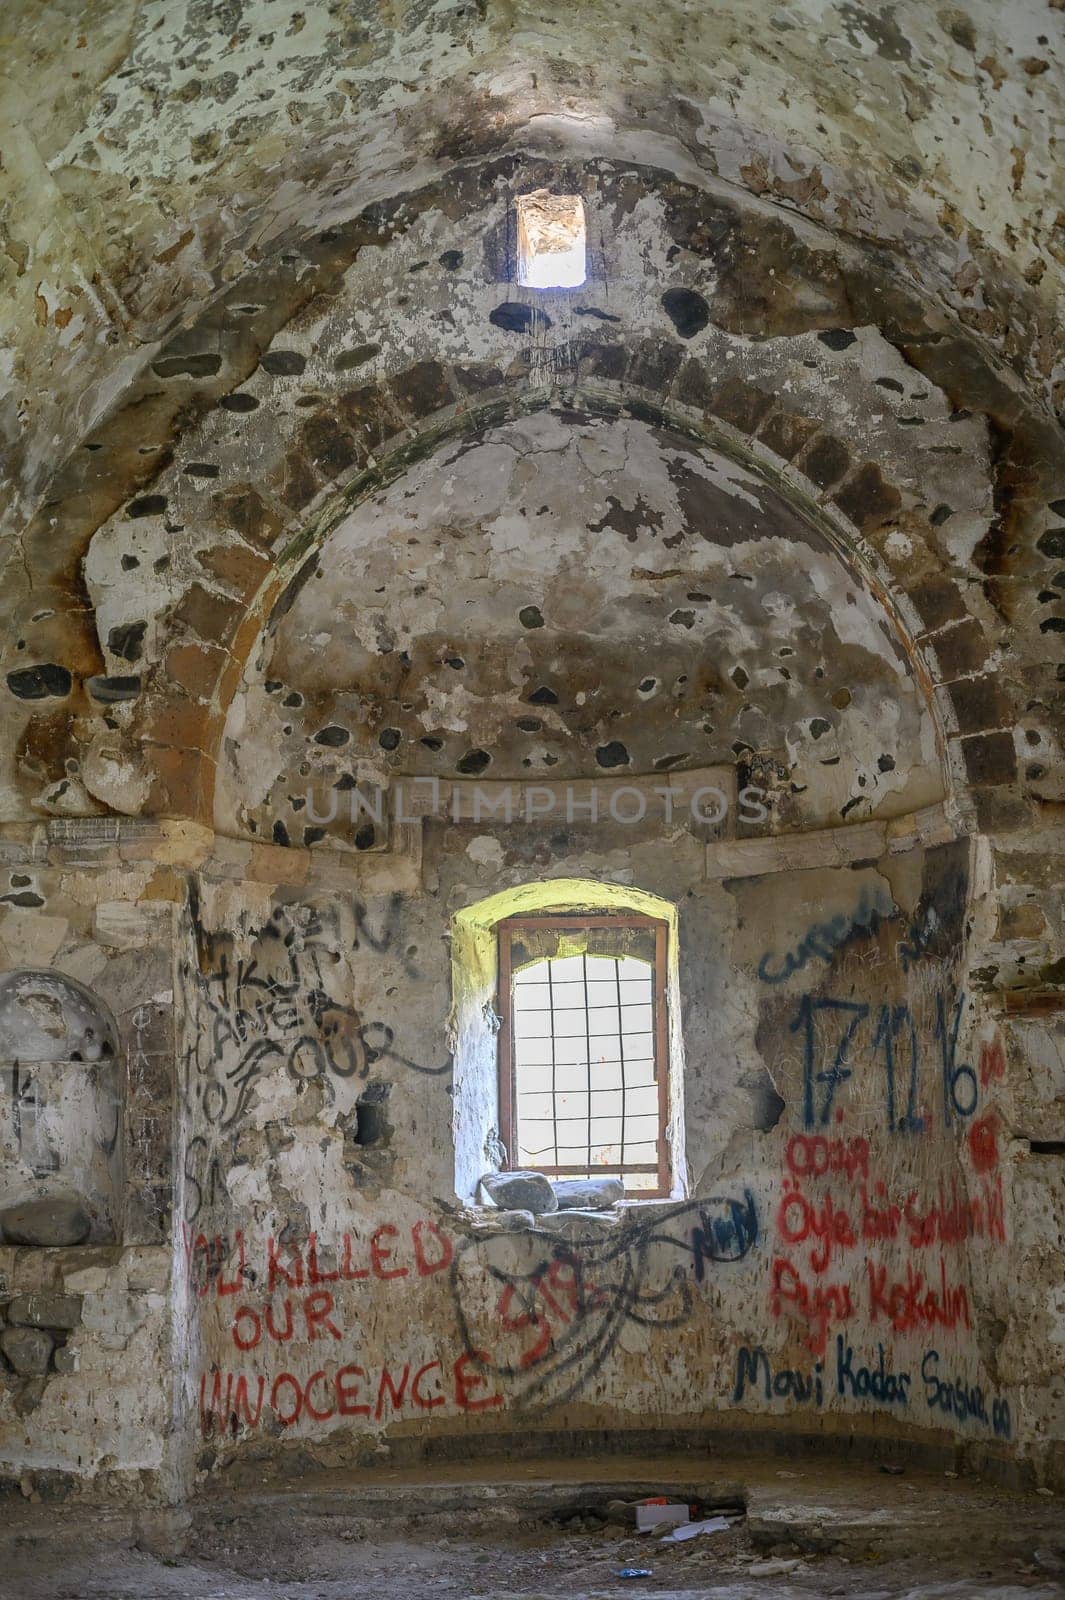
[496,915,670,1197]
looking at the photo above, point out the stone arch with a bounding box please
[178,378,978,836]
[3,156,1054,838]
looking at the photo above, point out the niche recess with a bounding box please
[0,970,123,1244]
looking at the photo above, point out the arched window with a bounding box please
[497,914,670,1196]
[451,879,684,1204]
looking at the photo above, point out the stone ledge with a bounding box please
[705,802,958,880]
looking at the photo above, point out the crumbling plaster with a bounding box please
[0,0,1062,1511]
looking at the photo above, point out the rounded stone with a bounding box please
[0,1198,92,1248]
[551,1176,625,1211]
[479,1170,558,1214]
[0,1326,55,1376]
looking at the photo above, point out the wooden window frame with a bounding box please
[496,913,671,1198]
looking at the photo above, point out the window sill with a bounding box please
[457,1196,686,1233]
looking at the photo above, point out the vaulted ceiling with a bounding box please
[0,0,1061,835]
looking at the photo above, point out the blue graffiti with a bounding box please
[734,1339,1010,1437]
[792,995,867,1128]
[922,1350,1011,1439]
[787,990,977,1134]
[689,1189,760,1282]
[757,887,895,984]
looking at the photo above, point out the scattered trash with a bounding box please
[636,1499,689,1533]
[659,1515,731,1544]
[618,1568,653,1580]
[748,1557,802,1577]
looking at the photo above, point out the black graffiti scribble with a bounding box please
[449,1190,759,1408]
[180,900,448,1221]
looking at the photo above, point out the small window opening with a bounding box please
[516,191,586,289]
[497,915,670,1195]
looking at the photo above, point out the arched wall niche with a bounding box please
[0,970,123,1246]
[213,394,953,854]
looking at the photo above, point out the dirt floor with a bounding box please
[2,1455,1062,1600]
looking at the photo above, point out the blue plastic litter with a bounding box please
[618,1569,653,1579]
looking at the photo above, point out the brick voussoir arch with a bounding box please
[125,364,996,832]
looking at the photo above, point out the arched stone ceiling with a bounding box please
[0,0,1061,838]
[217,410,943,844]
[2,0,1062,513]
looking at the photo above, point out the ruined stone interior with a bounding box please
[0,1,1063,1595]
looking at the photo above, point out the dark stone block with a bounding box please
[334,342,381,372]
[108,621,147,662]
[172,583,241,644]
[212,487,282,547]
[818,328,857,351]
[661,287,710,339]
[945,675,1013,735]
[674,358,717,413]
[7,1293,82,1331]
[388,359,455,419]
[704,373,773,436]
[6,664,71,700]
[298,413,361,478]
[489,302,550,334]
[626,337,683,393]
[218,393,259,413]
[757,407,819,463]
[0,1198,90,1247]
[151,352,222,379]
[86,675,141,703]
[972,786,1035,833]
[127,494,168,518]
[927,618,990,677]
[0,1327,54,1375]
[552,1177,624,1210]
[800,433,852,490]
[960,730,1017,787]
[281,450,321,512]
[336,384,398,443]
[452,361,505,394]
[909,575,968,632]
[261,349,307,376]
[832,462,902,530]
[577,340,627,382]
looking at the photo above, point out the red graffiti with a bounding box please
[904,1174,1004,1248]
[784,1132,870,1185]
[866,1256,971,1336]
[776,1182,855,1273]
[968,1114,999,1174]
[979,1037,1005,1089]
[187,1221,453,1301]
[230,1290,343,1350]
[264,1221,453,1291]
[182,1226,247,1297]
[495,1258,606,1369]
[769,1257,854,1356]
[199,1352,500,1436]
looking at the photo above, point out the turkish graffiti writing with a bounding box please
[733,1338,1011,1439]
